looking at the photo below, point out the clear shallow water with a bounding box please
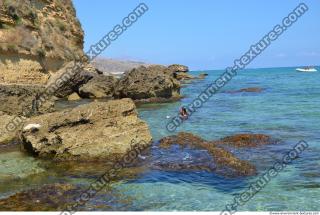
[130,67,320,211]
[0,67,320,211]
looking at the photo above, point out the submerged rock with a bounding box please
[151,162,213,172]
[159,132,257,177]
[0,151,45,181]
[225,87,264,94]
[198,73,209,79]
[217,134,275,147]
[0,183,80,211]
[115,65,181,101]
[20,99,152,161]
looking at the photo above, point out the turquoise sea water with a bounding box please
[0,66,319,211]
[130,67,320,211]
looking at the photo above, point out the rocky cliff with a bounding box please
[0,0,84,85]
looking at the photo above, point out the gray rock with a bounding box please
[45,61,94,98]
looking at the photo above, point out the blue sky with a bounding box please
[73,0,319,70]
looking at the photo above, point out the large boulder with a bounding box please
[20,99,152,161]
[167,64,189,73]
[45,61,94,98]
[115,65,181,101]
[78,74,118,99]
[164,64,198,81]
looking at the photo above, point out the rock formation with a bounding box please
[78,74,118,99]
[20,99,152,161]
[0,183,80,211]
[224,87,264,94]
[115,65,181,101]
[198,73,208,79]
[0,0,85,85]
[157,132,277,177]
[0,84,55,116]
[217,133,276,147]
[0,112,19,144]
[167,64,189,73]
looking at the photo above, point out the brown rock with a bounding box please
[225,87,264,94]
[0,0,85,85]
[0,112,19,144]
[217,134,275,147]
[115,65,181,101]
[45,61,94,98]
[198,73,208,79]
[0,183,80,211]
[0,84,55,116]
[78,74,118,99]
[167,64,189,73]
[175,72,196,80]
[20,99,152,161]
[159,132,257,177]
[67,92,81,101]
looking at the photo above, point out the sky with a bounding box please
[73,0,319,70]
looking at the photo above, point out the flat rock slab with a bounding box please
[20,98,152,161]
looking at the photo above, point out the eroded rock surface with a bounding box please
[79,74,118,99]
[0,84,56,117]
[0,112,19,144]
[115,65,181,101]
[167,64,189,73]
[0,0,85,85]
[45,61,95,98]
[20,99,152,161]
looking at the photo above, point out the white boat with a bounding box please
[296,67,317,72]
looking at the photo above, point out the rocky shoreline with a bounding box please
[0,0,282,210]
